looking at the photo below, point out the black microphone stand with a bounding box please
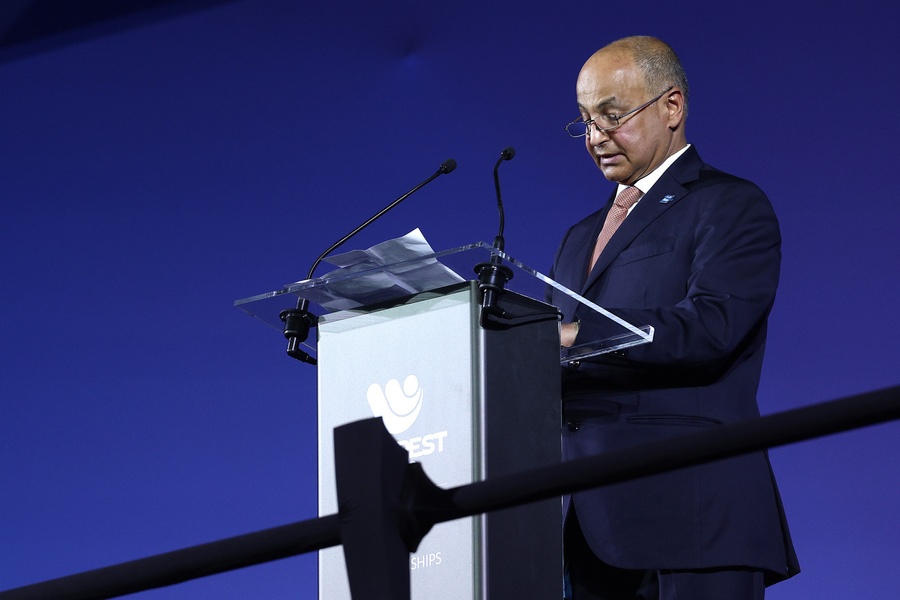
[475,147,515,328]
[280,159,457,364]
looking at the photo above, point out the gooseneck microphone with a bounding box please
[305,158,457,283]
[476,147,516,327]
[280,158,458,364]
[492,146,515,251]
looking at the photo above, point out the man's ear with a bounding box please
[665,88,686,129]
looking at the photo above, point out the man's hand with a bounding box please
[560,321,580,347]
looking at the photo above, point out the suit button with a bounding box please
[566,419,581,432]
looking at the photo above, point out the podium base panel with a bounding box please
[317,283,561,599]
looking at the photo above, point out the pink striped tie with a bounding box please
[589,186,642,272]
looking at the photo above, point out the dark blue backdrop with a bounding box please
[2,1,897,598]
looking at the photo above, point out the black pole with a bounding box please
[440,384,900,521]
[0,517,341,600]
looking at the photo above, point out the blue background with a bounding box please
[1,1,897,597]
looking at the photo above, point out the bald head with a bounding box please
[588,36,690,116]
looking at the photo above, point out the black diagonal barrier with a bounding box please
[1,384,897,600]
[0,516,341,600]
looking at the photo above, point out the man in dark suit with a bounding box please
[549,36,800,599]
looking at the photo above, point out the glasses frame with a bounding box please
[566,85,675,138]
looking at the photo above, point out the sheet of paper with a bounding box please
[295,229,465,311]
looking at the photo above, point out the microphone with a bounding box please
[476,147,516,327]
[304,157,456,282]
[280,158,458,364]
[492,146,515,251]
[440,158,458,174]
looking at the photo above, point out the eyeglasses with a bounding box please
[565,86,674,138]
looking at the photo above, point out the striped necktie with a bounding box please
[589,185,642,272]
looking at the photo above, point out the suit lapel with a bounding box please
[553,202,609,320]
[582,147,703,294]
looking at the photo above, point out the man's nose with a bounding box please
[587,123,610,145]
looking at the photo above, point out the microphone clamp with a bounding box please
[475,244,514,329]
[280,297,317,365]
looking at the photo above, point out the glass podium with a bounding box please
[234,241,653,365]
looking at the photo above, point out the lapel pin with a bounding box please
[660,194,675,204]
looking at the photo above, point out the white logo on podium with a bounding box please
[367,375,423,434]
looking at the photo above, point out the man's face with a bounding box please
[576,50,676,185]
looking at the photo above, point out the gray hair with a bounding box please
[606,36,690,115]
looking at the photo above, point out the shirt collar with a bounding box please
[616,143,691,198]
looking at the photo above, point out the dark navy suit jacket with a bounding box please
[549,146,800,584]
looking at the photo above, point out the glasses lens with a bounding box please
[596,115,618,130]
[566,120,588,137]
